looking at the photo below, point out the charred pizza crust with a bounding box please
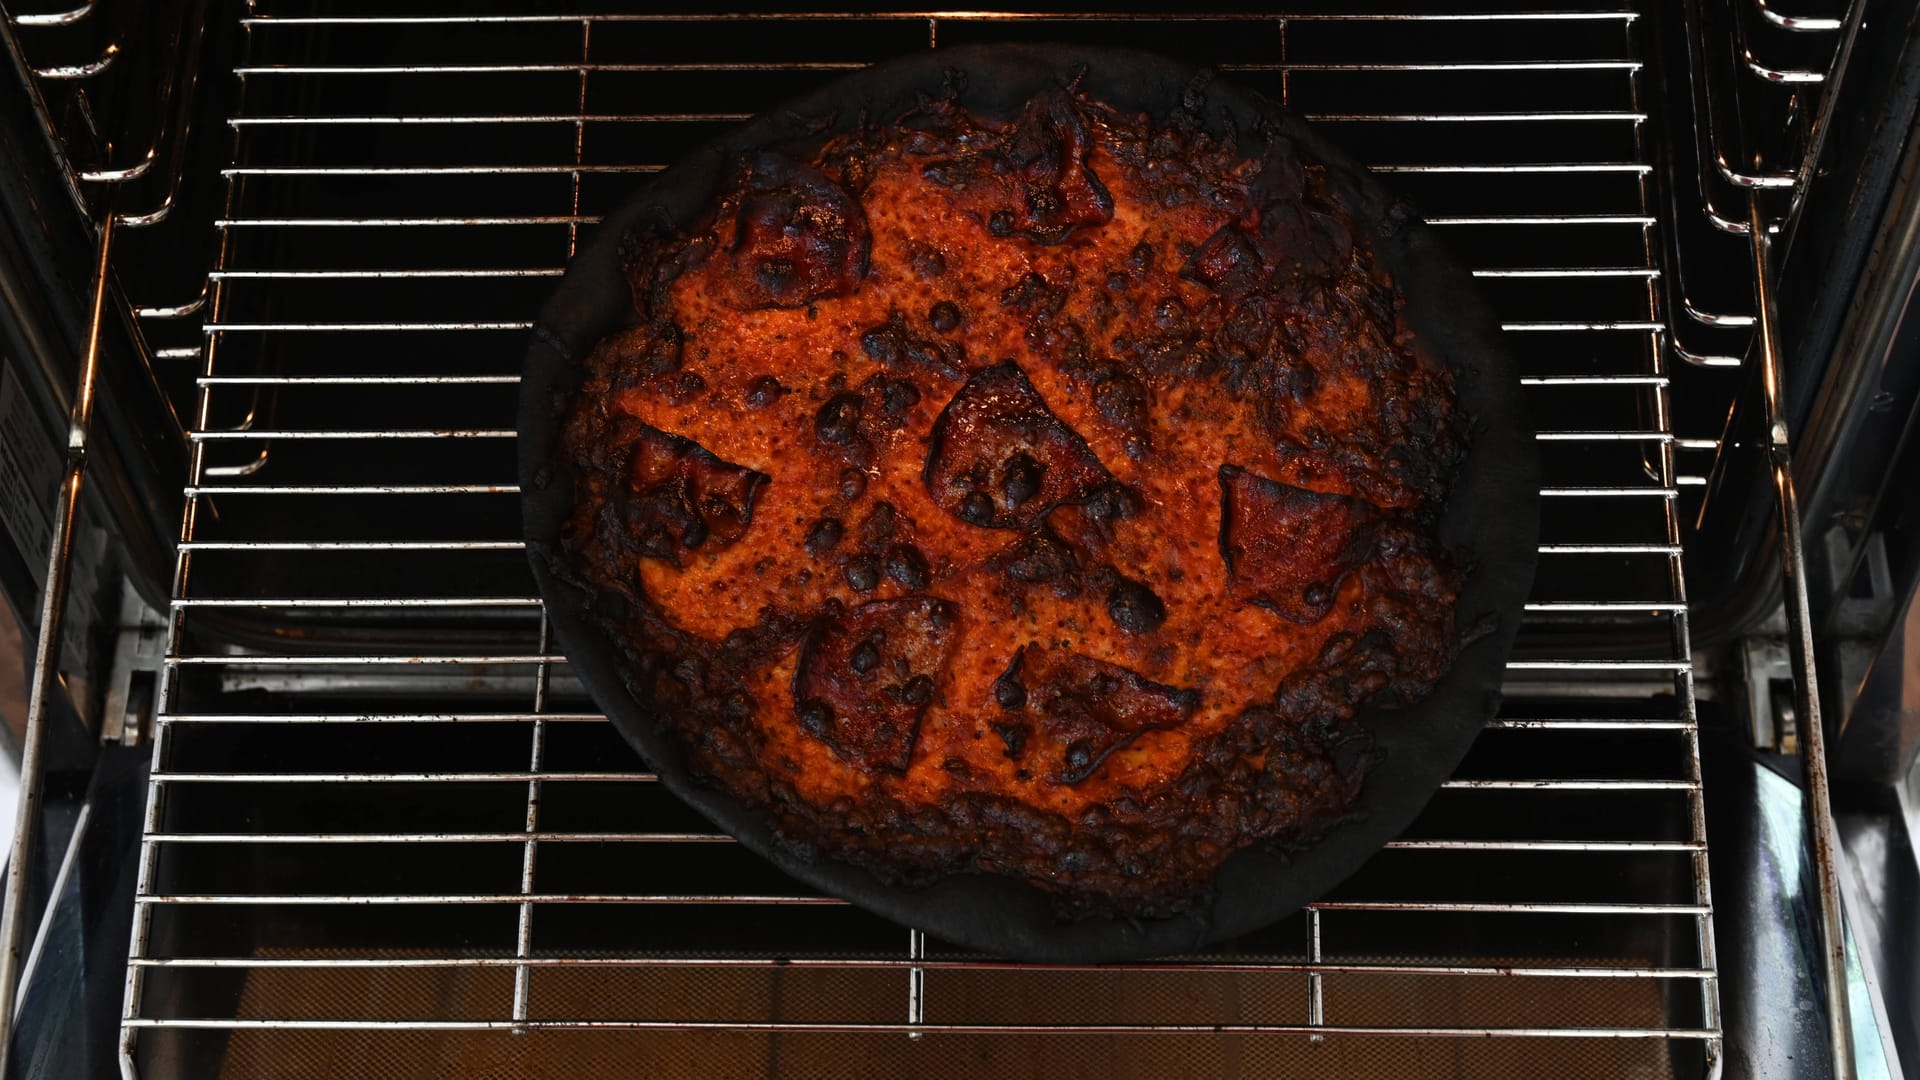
[554,71,1465,915]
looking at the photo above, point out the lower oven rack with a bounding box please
[90,5,1744,1077]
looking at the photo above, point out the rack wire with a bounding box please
[98,4,1756,1077]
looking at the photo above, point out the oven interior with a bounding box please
[4,2,1917,1079]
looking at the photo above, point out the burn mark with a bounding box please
[744,375,787,409]
[724,152,870,309]
[1043,482,1145,563]
[928,300,963,333]
[1019,647,1199,784]
[843,553,881,593]
[814,393,864,446]
[992,527,1081,592]
[612,421,769,566]
[992,721,1030,760]
[857,501,899,548]
[1000,271,1071,319]
[1218,464,1382,623]
[793,597,959,773]
[1182,137,1352,300]
[861,373,922,431]
[923,361,1111,530]
[909,246,948,279]
[920,90,1114,245]
[1104,575,1167,635]
[1000,452,1044,508]
[860,310,966,380]
[993,648,1030,711]
[884,543,931,590]
[803,516,845,557]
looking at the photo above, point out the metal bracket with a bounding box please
[1815,528,1897,743]
[1738,635,1799,754]
[100,587,165,747]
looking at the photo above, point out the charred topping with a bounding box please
[814,393,864,446]
[860,310,967,380]
[724,151,871,310]
[606,420,768,568]
[928,300,964,333]
[923,360,1112,530]
[992,646,1029,710]
[1219,463,1384,624]
[884,543,931,590]
[920,88,1115,245]
[1105,576,1168,635]
[744,374,787,409]
[1017,647,1200,785]
[804,516,845,557]
[792,596,959,773]
[843,553,882,593]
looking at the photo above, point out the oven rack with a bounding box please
[0,2,1867,1078]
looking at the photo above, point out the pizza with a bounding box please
[551,72,1464,915]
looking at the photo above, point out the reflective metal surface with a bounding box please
[1748,194,1853,1079]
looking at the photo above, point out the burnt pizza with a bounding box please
[545,67,1471,916]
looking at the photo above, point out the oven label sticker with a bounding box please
[0,356,60,578]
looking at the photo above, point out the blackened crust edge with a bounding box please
[519,42,1541,963]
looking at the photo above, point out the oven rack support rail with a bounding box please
[0,3,1873,1079]
[1688,0,1868,1072]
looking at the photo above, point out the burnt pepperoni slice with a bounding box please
[993,527,1081,588]
[615,421,769,566]
[1183,221,1265,298]
[1184,136,1351,296]
[924,361,1111,530]
[999,91,1114,243]
[725,152,870,309]
[1005,646,1199,784]
[793,597,958,773]
[921,90,1113,246]
[1251,202,1354,282]
[1218,464,1381,623]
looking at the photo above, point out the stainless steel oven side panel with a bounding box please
[1684,0,1920,651]
[0,6,193,622]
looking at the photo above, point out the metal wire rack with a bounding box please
[61,1,1854,1075]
